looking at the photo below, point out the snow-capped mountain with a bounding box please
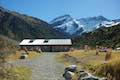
[50,15,84,35]
[0,6,10,13]
[77,16,110,32]
[96,21,120,28]
[50,15,120,37]
[112,19,120,22]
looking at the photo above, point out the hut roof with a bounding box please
[19,39,72,46]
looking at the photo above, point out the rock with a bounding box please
[63,71,74,80]
[69,65,77,68]
[78,72,89,79]
[81,76,99,80]
[20,54,28,59]
[65,65,77,73]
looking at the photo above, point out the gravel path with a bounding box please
[14,53,65,80]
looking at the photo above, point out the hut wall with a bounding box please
[40,45,71,52]
[20,45,71,52]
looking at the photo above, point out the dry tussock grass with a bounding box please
[58,50,120,79]
[6,51,41,61]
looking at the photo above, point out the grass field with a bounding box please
[0,66,31,80]
[0,51,41,80]
[57,50,120,79]
[57,50,105,68]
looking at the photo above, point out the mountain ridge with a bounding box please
[0,6,67,41]
[50,14,120,37]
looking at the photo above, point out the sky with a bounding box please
[0,0,120,22]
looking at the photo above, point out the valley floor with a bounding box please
[13,53,65,80]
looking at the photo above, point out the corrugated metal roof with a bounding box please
[19,39,72,45]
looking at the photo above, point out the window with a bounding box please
[44,39,49,43]
[29,40,34,43]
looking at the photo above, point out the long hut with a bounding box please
[19,39,72,52]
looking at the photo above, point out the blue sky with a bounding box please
[0,0,120,22]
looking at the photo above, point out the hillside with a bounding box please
[0,6,68,57]
[0,35,19,57]
[0,7,66,41]
[73,24,120,48]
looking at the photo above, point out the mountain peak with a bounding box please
[50,15,119,37]
[50,15,84,36]
[78,15,109,22]
[50,14,73,24]
[96,15,109,21]
[0,6,10,13]
[60,14,71,17]
[97,15,105,18]
[83,15,109,21]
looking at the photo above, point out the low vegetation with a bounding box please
[95,59,120,80]
[0,35,32,80]
[0,66,31,80]
[57,50,106,67]
[7,51,41,61]
[57,50,120,79]
[0,35,18,63]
